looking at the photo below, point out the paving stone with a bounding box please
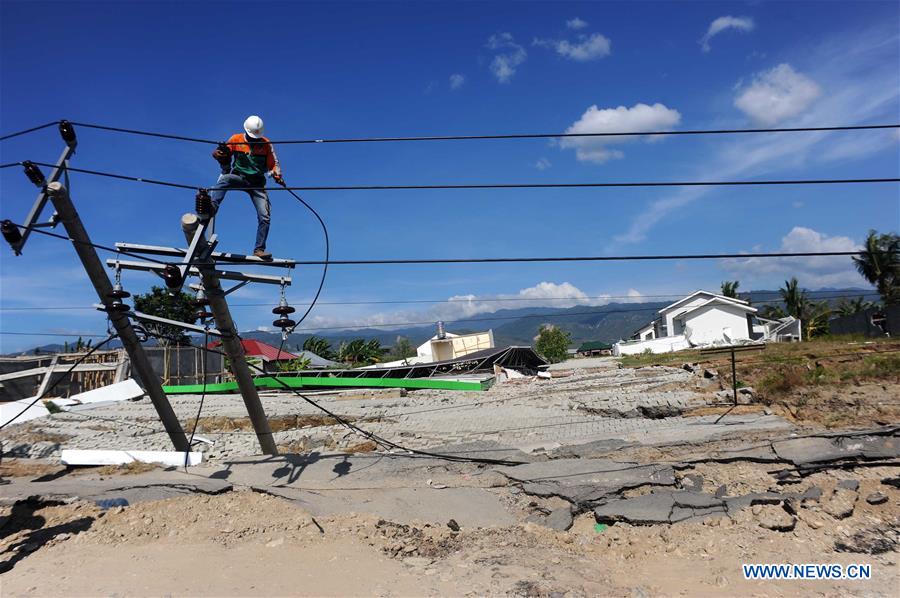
[757,504,796,532]
[837,479,860,491]
[824,487,858,519]
[865,492,888,505]
[801,486,823,503]
[679,474,704,492]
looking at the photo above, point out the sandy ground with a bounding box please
[1,472,897,597]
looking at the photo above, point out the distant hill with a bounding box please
[6,288,874,355]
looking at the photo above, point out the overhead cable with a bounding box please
[0,290,881,312]
[61,121,900,145]
[5,162,899,193]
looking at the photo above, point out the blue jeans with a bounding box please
[209,174,270,252]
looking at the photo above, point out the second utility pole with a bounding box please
[181,213,277,455]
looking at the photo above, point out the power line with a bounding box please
[0,121,60,142]
[6,161,899,193]
[0,290,881,312]
[0,293,883,338]
[60,121,900,145]
[5,218,884,269]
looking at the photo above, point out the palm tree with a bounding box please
[836,296,875,316]
[302,335,334,360]
[779,277,808,320]
[852,230,900,306]
[337,338,383,365]
[720,280,740,299]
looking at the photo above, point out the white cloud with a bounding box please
[615,25,899,244]
[486,33,526,83]
[567,17,588,30]
[723,227,866,288]
[535,157,551,170]
[449,73,465,90]
[284,282,654,333]
[534,33,611,62]
[701,15,755,52]
[734,63,821,125]
[560,102,681,164]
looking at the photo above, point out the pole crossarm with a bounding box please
[106,259,292,286]
[115,242,298,268]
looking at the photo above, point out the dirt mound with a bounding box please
[81,490,320,547]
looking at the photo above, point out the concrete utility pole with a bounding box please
[181,213,277,455]
[46,182,190,452]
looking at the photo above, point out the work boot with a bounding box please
[253,248,273,261]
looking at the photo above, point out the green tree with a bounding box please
[388,336,415,360]
[534,324,571,364]
[852,230,900,306]
[720,280,740,299]
[337,338,383,365]
[780,277,808,320]
[64,337,94,353]
[775,278,833,339]
[274,355,312,372]
[132,285,194,346]
[836,296,875,316]
[301,335,334,360]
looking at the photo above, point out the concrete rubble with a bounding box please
[1,358,898,534]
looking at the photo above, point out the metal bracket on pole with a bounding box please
[11,144,75,254]
[222,280,250,296]
[93,305,224,337]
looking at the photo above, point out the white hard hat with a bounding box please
[243,115,265,138]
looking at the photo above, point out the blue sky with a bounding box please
[1,0,898,352]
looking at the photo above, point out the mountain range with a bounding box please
[11,288,874,356]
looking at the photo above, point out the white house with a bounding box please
[613,290,800,355]
[361,323,495,369]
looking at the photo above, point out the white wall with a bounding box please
[663,294,715,337]
[613,335,691,356]
[680,304,752,345]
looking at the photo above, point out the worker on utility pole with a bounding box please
[209,115,284,260]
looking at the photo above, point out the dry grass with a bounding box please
[621,337,900,428]
[186,414,360,434]
[92,461,162,476]
[0,458,63,478]
[343,440,378,454]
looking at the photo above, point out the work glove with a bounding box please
[273,173,285,186]
[212,143,231,164]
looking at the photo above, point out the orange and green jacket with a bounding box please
[224,133,281,182]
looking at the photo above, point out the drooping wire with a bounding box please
[279,184,329,331]
[0,333,119,431]
[185,328,209,468]
[183,335,525,466]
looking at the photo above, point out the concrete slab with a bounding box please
[261,485,516,527]
[772,434,899,467]
[495,458,675,506]
[0,470,232,506]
